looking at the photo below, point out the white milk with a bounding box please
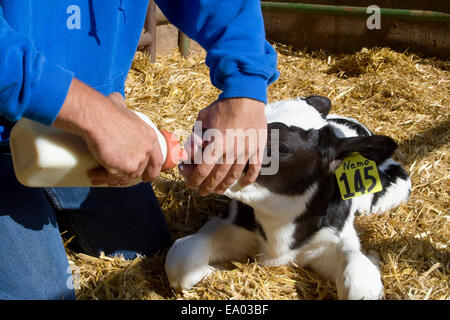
[9,111,168,187]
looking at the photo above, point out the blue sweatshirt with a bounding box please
[0,0,279,143]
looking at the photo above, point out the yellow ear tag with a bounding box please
[335,152,383,200]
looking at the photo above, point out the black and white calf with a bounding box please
[166,96,411,300]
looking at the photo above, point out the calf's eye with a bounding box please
[278,143,291,155]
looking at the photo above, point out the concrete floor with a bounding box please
[155,24,204,55]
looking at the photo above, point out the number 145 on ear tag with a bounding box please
[335,153,383,200]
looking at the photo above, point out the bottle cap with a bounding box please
[160,130,188,171]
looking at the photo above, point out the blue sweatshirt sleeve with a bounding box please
[156,0,279,104]
[0,7,74,125]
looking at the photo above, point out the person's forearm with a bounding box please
[156,0,279,104]
[53,78,110,140]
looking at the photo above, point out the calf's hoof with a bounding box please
[165,234,214,290]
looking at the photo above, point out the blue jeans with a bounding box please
[0,152,171,299]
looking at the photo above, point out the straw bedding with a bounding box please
[67,44,449,300]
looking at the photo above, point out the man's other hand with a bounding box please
[185,98,267,196]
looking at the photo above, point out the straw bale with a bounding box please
[66,44,449,300]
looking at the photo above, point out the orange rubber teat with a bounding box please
[160,130,188,171]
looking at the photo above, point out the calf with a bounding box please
[166,96,411,300]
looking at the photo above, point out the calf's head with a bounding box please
[178,96,397,214]
[223,96,398,214]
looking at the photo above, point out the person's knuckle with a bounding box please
[217,181,231,191]
[229,169,243,180]
[195,167,210,180]
[153,157,163,169]
[127,171,140,179]
[147,146,162,164]
[105,166,121,177]
[130,158,146,173]
[246,175,258,184]
[247,164,261,175]
[120,166,133,176]
[214,168,230,180]
[126,165,137,175]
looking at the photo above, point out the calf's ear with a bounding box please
[333,135,398,164]
[304,95,332,118]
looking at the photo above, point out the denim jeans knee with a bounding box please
[45,180,171,260]
[0,153,75,300]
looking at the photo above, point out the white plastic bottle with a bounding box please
[9,111,185,187]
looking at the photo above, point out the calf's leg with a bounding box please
[297,217,383,300]
[165,216,259,290]
[334,236,384,300]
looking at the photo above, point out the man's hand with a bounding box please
[184,98,267,196]
[53,78,164,186]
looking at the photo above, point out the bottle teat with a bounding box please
[160,130,188,170]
